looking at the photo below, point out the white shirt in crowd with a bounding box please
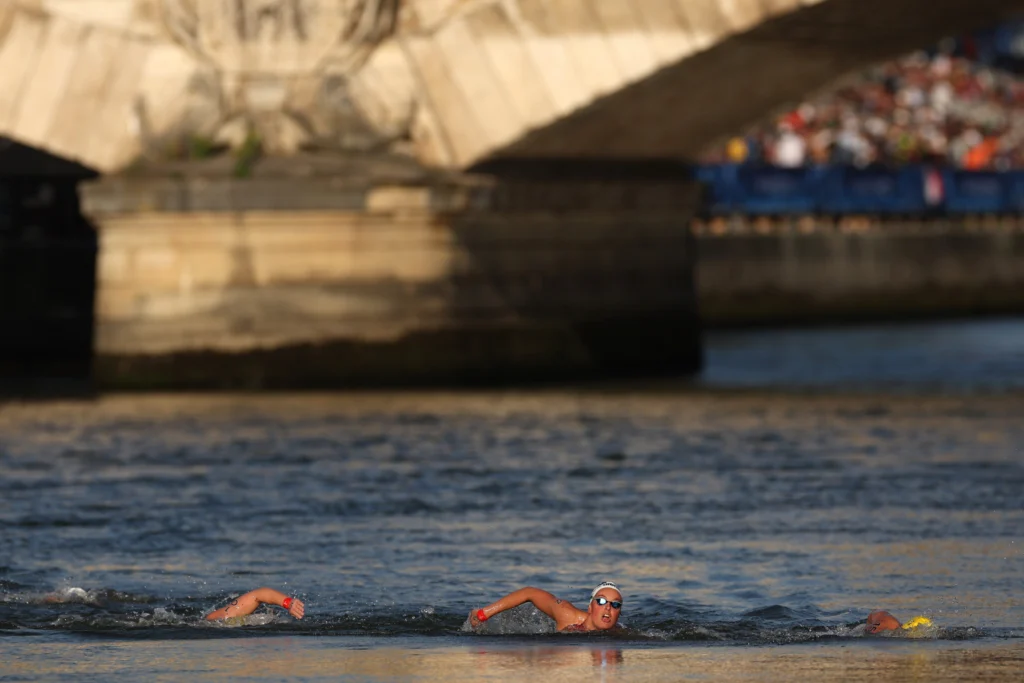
[773,130,807,168]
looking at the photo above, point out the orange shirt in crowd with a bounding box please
[963,137,999,170]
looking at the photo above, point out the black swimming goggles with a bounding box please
[592,596,622,609]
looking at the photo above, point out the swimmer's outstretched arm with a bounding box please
[469,587,578,629]
[205,587,304,621]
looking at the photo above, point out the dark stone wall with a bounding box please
[450,173,703,381]
[696,220,1024,327]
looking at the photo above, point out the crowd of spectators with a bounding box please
[701,38,1024,171]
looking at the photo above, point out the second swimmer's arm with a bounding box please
[469,587,573,627]
[205,587,305,621]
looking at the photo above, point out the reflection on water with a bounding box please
[3,639,1024,682]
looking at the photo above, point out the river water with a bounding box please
[2,318,1023,681]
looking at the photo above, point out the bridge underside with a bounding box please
[485,0,1024,164]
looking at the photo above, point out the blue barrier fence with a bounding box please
[695,164,1024,216]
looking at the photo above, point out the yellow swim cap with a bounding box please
[901,616,932,630]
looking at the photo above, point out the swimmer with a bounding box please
[468,582,623,632]
[205,587,304,621]
[864,610,932,634]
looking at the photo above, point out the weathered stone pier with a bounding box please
[82,159,702,388]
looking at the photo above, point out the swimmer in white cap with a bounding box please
[468,582,623,632]
[205,587,304,621]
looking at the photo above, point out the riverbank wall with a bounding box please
[696,216,1024,328]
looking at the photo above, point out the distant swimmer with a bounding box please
[468,582,623,633]
[864,610,932,634]
[205,587,304,622]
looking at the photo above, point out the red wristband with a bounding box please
[476,609,488,622]
[282,597,293,610]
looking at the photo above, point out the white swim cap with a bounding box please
[591,582,622,601]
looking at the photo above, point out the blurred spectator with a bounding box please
[773,122,807,167]
[701,23,1024,170]
[725,136,749,163]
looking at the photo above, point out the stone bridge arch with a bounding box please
[394,0,1024,167]
[0,0,1021,172]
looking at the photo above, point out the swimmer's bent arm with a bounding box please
[470,587,578,629]
[205,587,305,621]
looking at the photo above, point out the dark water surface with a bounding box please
[2,318,1023,681]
